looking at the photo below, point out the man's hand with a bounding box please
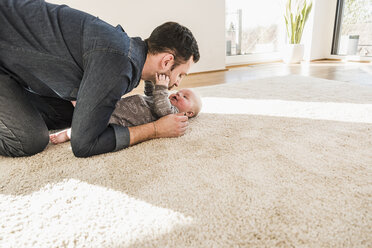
[155,113,188,138]
[128,113,188,146]
[155,73,170,88]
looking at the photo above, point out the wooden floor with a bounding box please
[131,60,372,94]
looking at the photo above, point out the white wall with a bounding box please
[47,0,344,71]
[48,0,226,73]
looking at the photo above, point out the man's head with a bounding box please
[169,88,202,118]
[143,22,200,89]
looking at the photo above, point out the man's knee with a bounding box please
[0,122,49,157]
[70,130,91,157]
[70,137,90,158]
[23,131,49,156]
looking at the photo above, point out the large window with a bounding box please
[225,0,285,57]
[332,0,372,57]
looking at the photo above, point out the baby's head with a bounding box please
[169,88,202,118]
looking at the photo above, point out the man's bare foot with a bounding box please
[50,130,70,144]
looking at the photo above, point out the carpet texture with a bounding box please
[1,75,371,247]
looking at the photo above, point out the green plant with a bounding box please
[284,0,313,44]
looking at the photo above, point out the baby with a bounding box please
[50,73,202,144]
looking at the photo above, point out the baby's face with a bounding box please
[169,89,195,115]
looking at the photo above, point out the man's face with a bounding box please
[162,57,194,90]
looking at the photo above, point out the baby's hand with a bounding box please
[155,73,170,87]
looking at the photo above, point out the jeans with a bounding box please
[0,72,74,157]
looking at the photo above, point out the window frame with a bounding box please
[331,0,344,55]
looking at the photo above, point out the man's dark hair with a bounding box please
[145,22,200,70]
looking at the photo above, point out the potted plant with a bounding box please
[283,0,313,63]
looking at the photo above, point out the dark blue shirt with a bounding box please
[0,0,147,156]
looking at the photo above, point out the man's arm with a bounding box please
[128,74,185,146]
[70,50,132,157]
[128,113,189,145]
[70,52,189,157]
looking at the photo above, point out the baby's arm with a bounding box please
[144,80,155,96]
[153,74,178,117]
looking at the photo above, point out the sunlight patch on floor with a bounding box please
[0,179,193,247]
[201,97,372,123]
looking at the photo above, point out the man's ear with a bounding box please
[186,111,194,118]
[161,53,174,71]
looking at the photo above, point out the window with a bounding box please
[332,0,372,57]
[225,0,285,57]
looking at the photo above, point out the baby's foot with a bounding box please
[50,131,69,144]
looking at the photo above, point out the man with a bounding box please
[0,0,200,157]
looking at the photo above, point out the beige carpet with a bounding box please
[1,75,371,247]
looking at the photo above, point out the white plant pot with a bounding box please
[282,44,304,64]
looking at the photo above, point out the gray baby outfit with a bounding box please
[109,81,179,127]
